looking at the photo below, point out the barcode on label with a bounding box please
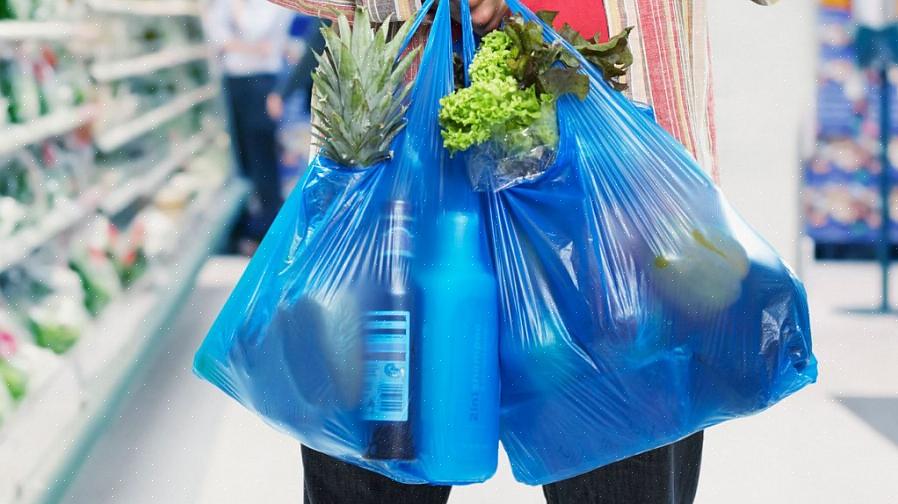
[378,384,405,413]
[361,310,410,422]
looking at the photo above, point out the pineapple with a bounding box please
[312,9,419,167]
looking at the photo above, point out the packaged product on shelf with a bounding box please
[1,0,76,20]
[1,254,91,354]
[153,173,199,217]
[134,18,171,53]
[109,218,148,287]
[51,132,96,194]
[184,148,229,191]
[0,195,27,237]
[0,312,59,410]
[0,92,8,127]
[37,141,79,207]
[0,373,12,426]
[0,47,44,124]
[33,44,89,113]
[0,151,50,230]
[0,0,36,20]
[68,217,123,316]
[0,314,30,402]
[134,206,178,259]
[25,271,89,353]
[0,307,60,407]
[93,81,140,135]
[128,70,177,110]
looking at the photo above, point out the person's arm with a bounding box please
[267,0,357,22]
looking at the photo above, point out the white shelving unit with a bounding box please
[1,3,238,503]
[0,358,82,504]
[90,44,211,82]
[0,105,96,157]
[0,21,98,40]
[99,130,214,214]
[0,130,216,273]
[0,200,90,273]
[87,0,200,16]
[94,85,218,152]
[1,181,248,504]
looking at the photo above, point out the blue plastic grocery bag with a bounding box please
[473,0,818,484]
[195,0,503,485]
[196,0,818,487]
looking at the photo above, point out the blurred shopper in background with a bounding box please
[267,18,326,122]
[266,17,326,196]
[205,0,292,253]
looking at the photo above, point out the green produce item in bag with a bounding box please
[651,228,750,316]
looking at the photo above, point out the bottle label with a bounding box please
[362,310,410,422]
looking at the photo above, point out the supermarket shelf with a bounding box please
[8,180,249,504]
[0,130,215,272]
[99,131,214,215]
[0,105,96,157]
[0,200,90,274]
[88,0,200,16]
[94,85,218,152]
[0,358,82,504]
[90,44,210,82]
[0,21,98,40]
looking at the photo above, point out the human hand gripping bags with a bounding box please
[194,0,817,486]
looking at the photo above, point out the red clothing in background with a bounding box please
[522,0,609,41]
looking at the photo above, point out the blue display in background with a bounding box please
[805,4,898,245]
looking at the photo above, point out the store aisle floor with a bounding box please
[62,258,303,504]
[62,256,898,504]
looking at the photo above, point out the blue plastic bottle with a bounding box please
[418,211,500,482]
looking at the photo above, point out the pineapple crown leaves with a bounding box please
[312,8,420,167]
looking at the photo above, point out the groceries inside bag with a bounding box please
[194,0,817,487]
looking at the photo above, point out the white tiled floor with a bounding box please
[61,256,898,504]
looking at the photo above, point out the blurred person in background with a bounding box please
[266,18,326,122]
[265,17,327,194]
[205,0,293,253]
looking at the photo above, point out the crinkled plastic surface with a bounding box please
[484,0,817,484]
[194,0,817,487]
[195,0,501,485]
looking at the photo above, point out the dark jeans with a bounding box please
[223,74,283,241]
[301,431,703,504]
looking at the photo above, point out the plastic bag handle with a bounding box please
[397,0,439,58]
[458,0,476,86]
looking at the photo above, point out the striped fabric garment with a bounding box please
[270,0,777,181]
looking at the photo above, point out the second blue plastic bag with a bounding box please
[479,0,819,484]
